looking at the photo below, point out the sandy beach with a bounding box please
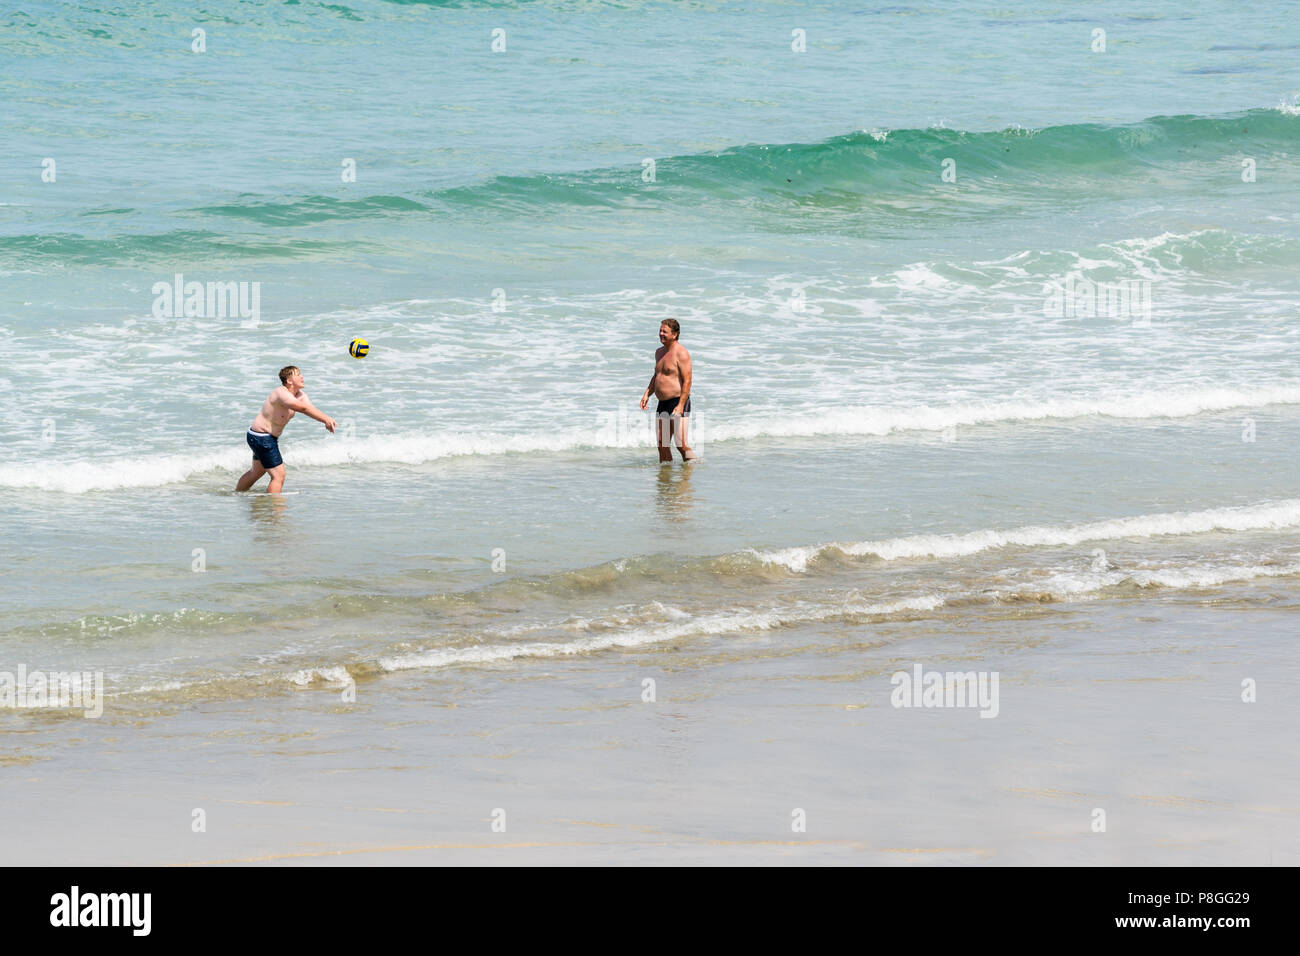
[5,586,1295,866]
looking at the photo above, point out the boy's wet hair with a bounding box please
[279,365,300,384]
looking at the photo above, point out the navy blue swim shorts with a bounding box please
[246,429,283,469]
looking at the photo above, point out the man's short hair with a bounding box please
[279,365,300,385]
[661,318,680,338]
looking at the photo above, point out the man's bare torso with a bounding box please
[250,387,302,437]
[652,343,689,400]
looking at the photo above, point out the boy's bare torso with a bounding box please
[250,387,305,437]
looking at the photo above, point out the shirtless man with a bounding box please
[639,319,697,462]
[235,365,337,493]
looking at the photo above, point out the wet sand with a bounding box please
[3,590,1296,866]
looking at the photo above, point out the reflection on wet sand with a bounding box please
[656,462,695,519]
[246,492,290,537]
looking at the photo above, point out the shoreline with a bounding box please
[3,588,1295,866]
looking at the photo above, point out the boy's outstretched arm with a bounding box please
[285,391,337,432]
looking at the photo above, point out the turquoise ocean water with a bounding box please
[3,0,1300,719]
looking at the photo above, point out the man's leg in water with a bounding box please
[674,416,697,460]
[235,459,267,492]
[656,412,674,463]
[266,463,287,493]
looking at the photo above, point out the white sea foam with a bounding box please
[285,665,353,686]
[375,594,946,673]
[5,385,1298,493]
[1126,561,1300,589]
[1013,560,1300,599]
[709,386,1300,444]
[1275,95,1300,116]
[370,553,1300,675]
[877,263,974,293]
[0,448,240,494]
[87,552,1300,694]
[752,500,1300,570]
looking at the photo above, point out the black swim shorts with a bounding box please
[656,396,691,416]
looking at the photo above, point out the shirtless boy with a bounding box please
[639,319,697,462]
[235,365,337,493]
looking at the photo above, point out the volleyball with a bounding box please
[349,338,369,358]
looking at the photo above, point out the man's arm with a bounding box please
[677,349,692,407]
[640,353,660,410]
[284,390,337,432]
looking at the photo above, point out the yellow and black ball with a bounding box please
[349,338,369,359]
